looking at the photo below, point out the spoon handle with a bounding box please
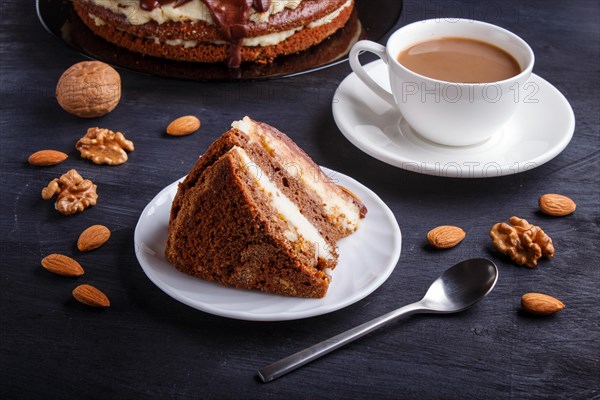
[257,302,425,383]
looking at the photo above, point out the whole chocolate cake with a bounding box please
[72,0,355,67]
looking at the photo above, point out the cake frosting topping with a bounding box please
[202,0,269,67]
[139,0,269,13]
[79,0,351,67]
[139,0,272,66]
[139,0,193,10]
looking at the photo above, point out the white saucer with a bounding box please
[333,60,575,178]
[134,169,401,321]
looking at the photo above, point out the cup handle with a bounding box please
[349,40,396,107]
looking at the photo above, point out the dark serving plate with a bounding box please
[36,0,403,80]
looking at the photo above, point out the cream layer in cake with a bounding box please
[233,146,333,263]
[86,0,352,48]
[232,117,362,234]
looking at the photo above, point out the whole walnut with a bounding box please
[56,61,121,118]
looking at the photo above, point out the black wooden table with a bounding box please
[2,1,598,399]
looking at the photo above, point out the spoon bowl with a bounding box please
[420,258,498,313]
[258,258,498,382]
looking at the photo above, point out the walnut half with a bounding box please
[41,169,98,215]
[490,216,554,267]
[76,127,134,165]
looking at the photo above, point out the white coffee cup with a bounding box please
[349,19,535,147]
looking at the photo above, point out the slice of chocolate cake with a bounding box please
[72,0,355,68]
[165,117,366,298]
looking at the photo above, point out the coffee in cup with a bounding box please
[349,19,535,147]
[396,37,521,83]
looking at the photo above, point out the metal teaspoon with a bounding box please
[258,258,499,383]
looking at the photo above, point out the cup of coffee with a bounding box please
[349,19,534,146]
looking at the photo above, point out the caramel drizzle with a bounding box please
[139,0,271,68]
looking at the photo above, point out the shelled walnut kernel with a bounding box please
[41,169,98,215]
[75,127,134,165]
[490,216,554,267]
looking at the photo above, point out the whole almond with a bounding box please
[539,194,576,216]
[166,115,201,136]
[41,253,84,277]
[28,150,68,166]
[72,284,110,307]
[521,292,564,315]
[77,225,111,251]
[427,225,466,249]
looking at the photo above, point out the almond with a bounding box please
[72,284,110,307]
[77,225,111,251]
[41,253,84,277]
[427,225,466,249]
[521,292,564,315]
[539,194,576,216]
[166,115,201,136]
[28,150,68,166]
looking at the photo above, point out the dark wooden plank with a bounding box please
[1,1,598,399]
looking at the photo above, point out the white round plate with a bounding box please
[333,60,575,178]
[134,169,401,321]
